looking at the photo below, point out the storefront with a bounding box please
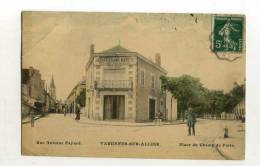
[103,95,125,120]
[85,44,168,122]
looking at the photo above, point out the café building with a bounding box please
[85,44,168,122]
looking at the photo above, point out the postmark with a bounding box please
[211,15,244,61]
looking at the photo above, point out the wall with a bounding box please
[21,68,45,116]
[85,53,167,122]
[30,71,45,101]
[166,91,178,121]
[136,57,166,122]
[85,61,94,118]
[85,55,138,121]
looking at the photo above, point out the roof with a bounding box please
[98,45,133,54]
[97,45,167,74]
[86,44,167,74]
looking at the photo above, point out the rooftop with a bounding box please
[86,44,167,74]
[98,45,133,54]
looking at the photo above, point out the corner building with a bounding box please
[85,44,167,122]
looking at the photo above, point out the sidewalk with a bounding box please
[214,122,245,160]
[68,114,185,127]
[21,115,42,124]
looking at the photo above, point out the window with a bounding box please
[151,75,155,89]
[140,70,145,86]
[103,68,126,80]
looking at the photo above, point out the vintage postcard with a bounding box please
[21,11,245,160]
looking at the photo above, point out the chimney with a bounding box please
[90,44,95,56]
[155,53,161,66]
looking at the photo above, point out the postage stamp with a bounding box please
[212,16,244,53]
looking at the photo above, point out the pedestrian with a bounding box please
[186,107,196,136]
[154,110,162,125]
[75,104,81,120]
[30,109,35,127]
[63,106,66,117]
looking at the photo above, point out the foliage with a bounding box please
[202,89,226,116]
[161,75,205,120]
[161,75,245,119]
[224,82,245,113]
[76,89,86,107]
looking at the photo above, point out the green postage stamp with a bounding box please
[212,15,244,61]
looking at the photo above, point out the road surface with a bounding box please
[22,114,244,159]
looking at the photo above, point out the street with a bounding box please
[22,114,245,160]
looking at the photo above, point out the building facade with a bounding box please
[44,92,57,113]
[22,67,58,117]
[22,67,45,101]
[85,44,168,122]
[22,67,46,118]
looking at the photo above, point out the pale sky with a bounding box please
[22,12,245,100]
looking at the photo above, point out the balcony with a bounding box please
[95,80,133,91]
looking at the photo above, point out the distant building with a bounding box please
[44,92,56,113]
[85,44,168,122]
[66,80,86,113]
[49,75,56,100]
[233,98,245,120]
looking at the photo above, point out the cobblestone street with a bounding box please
[22,114,245,160]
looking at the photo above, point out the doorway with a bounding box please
[149,98,156,120]
[103,95,125,120]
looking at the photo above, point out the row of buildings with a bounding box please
[22,67,59,119]
[66,80,86,113]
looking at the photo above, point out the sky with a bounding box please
[22,12,245,100]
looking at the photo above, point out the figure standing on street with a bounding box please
[154,110,163,125]
[75,104,81,120]
[63,105,66,117]
[30,109,35,127]
[186,107,196,136]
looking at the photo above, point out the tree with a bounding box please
[161,75,245,120]
[203,90,226,118]
[224,82,245,113]
[161,75,205,121]
[76,89,86,107]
